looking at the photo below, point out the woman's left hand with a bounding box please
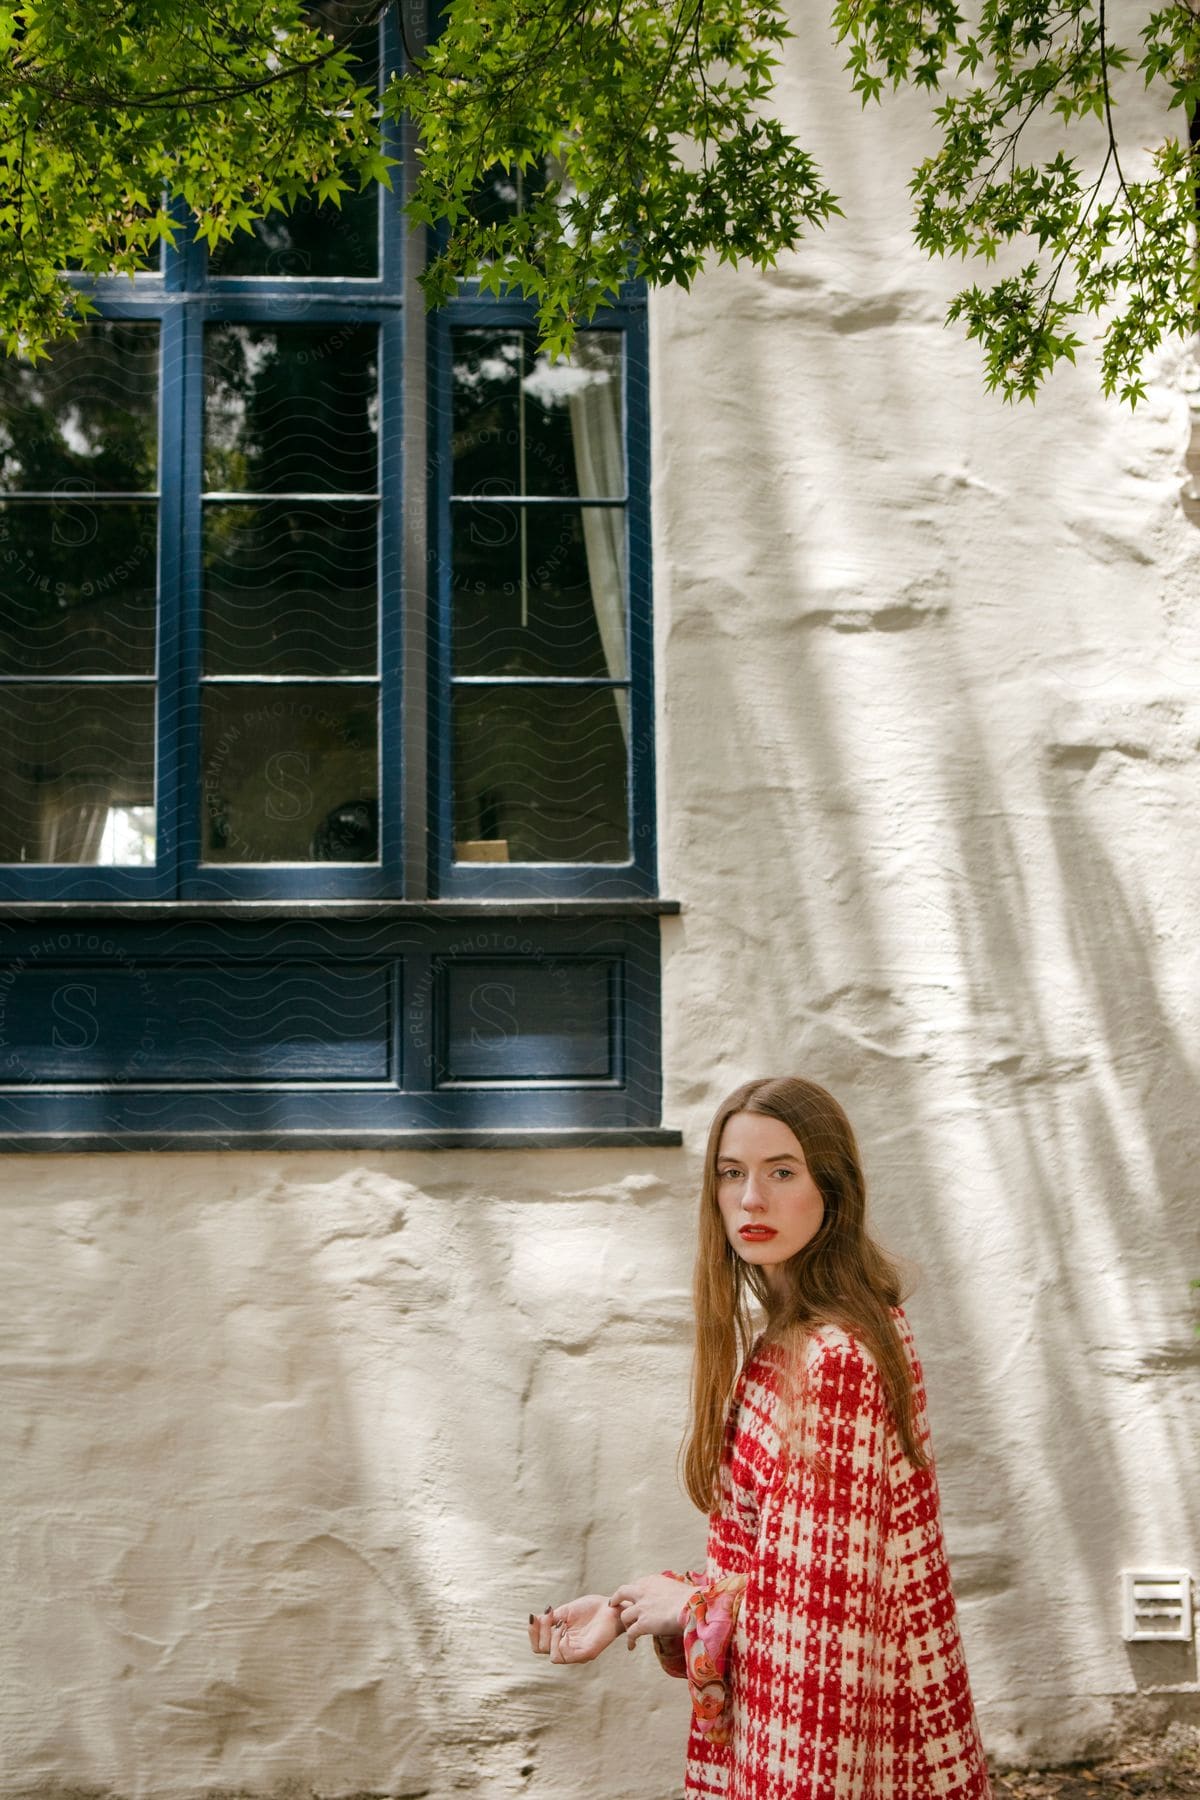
[529,1594,623,1663]
[608,1573,693,1648]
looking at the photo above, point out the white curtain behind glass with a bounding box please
[40,797,155,864]
[524,337,629,749]
[566,337,629,746]
[43,799,110,863]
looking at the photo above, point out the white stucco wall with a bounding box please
[4,8,1200,1798]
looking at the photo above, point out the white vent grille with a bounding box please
[1121,1570,1193,1642]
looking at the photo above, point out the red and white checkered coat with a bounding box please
[659,1308,992,1799]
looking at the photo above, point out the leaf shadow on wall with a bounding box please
[656,289,1200,1754]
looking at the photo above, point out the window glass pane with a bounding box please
[208,188,379,279]
[204,501,376,676]
[0,502,157,675]
[0,322,159,493]
[0,683,155,864]
[204,324,379,494]
[451,503,625,679]
[201,682,378,862]
[453,684,629,863]
[303,4,381,88]
[452,328,623,499]
[466,161,549,233]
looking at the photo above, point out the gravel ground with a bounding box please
[989,1726,1200,1799]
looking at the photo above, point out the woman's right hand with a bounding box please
[528,1594,624,1663]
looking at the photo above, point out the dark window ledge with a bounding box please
[0,1126,684,1154]
[0,898,682,920]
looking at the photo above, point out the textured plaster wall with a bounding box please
[5,10,1200,1800]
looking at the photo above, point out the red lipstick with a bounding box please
[738,1225,777,1241]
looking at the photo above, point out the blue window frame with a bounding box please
[0,11,678,1149]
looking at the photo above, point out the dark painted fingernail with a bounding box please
[528,1613,535,1623]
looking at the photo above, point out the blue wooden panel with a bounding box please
[0,959,391,1083]
[439,956,614,1082]
[0,891,667,1143]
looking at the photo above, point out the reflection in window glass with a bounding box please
[204,324,379,494]
[201,682,378,863]
[452,329,623,499]
[451,503,625,679]
[208,187,379,279]
[453,684,629,863]
[466,161,549,232]
[0,502,158,675]
[302,3,381,89]
[203,501,377,676]
[0,323,161,869]
[449,328,630,865]
[0,322,159,493]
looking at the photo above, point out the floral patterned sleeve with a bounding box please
[652,1568,748,1744]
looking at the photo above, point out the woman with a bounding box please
[529,1075,992,1800]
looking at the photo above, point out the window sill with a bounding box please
[0,897,682,920]
[0,1125,684,1154]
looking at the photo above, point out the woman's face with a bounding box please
[715,1111,825,1296]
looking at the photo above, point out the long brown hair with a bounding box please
[681,1075,929,1512]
